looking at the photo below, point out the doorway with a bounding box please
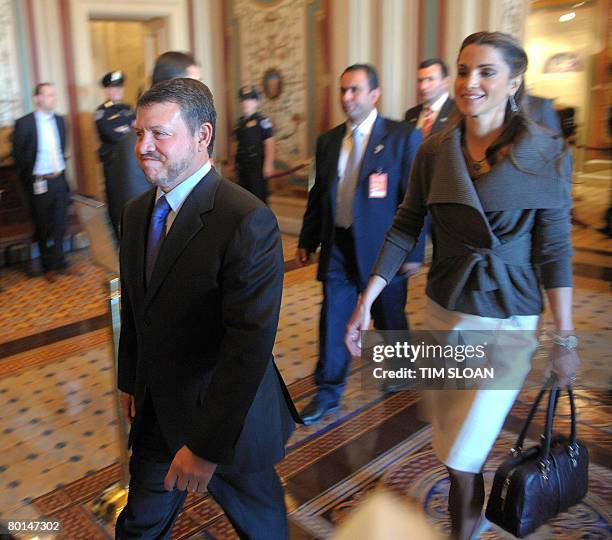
[89,17,168,107]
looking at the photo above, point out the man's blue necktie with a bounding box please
[145,195,172,285]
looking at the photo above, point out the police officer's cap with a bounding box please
[238,86,259,101]
[101,71,125,87]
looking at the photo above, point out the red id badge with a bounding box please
[368,172,388,198]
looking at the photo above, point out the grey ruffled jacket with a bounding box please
[373,122,573,319]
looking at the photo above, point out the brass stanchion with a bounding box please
[71,196,129,526]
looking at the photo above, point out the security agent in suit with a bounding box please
[296,64,424,424]
[12,83,75,281]
[95,70,135,236]
[404,58,454,138]
[232,86,275,203]
[116,78,299,539]
[108,52,201,239]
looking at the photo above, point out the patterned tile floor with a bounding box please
[0,179,610,538]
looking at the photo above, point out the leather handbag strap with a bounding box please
[541,382,578,462]
[541,384,560,460]
[514,377,554,453]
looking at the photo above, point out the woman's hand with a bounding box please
[544,288,578,386]
[345,300,372,356]
[544,343,580,386]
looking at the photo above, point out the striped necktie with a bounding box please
[421,106,434,139]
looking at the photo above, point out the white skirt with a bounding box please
[424,299,539,474]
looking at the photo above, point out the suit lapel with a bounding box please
[55,115,66,154]
[329,124,346,210]
[143,168,220,310]
[406,104,422,126]
[28,114,38,166]
[432,97,453,133]
[358,115,387,185]
[132,190,156,305]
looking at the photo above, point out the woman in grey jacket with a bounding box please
[345,32,579,540]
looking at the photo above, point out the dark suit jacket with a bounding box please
[523,95,562,134]
[12,112,67,186]
[298,115,424,285]
[118,168,298,473]
[404,97,455,135]
[109,131,151,234]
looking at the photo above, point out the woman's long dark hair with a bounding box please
[459,32,529,159]
[447,31,567,173]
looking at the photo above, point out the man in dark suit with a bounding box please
[296,64,424,424]
[404,58,454,138]
[12,83,77,281]
[116,78,298,539]
[108,51,201,239]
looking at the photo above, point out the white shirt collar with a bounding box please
[346,108,378,139]
[34,109,55,121]
[156,161,212,215]
[426,92,449,113]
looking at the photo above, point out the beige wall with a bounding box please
[525,5,596,127]
[90,19,163,107]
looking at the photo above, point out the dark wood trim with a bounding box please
[0,314,108,360]
[57,0,85,193]
[437,0,447,59]
[24,0,40,83]
[417,0,425,97]
[321,0,332,133]
[187,0,196,55]
[221,0,233,159]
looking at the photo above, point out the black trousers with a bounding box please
[101,157,120,239]
[28,173,70,272]
[116,397,288,539]
[237,158,267,203]
[115,454,288,540]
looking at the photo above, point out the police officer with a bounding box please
[95,70,135,236]
[232,86,275,203]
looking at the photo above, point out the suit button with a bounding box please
[144,317,151,326]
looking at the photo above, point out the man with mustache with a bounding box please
[108,51,201,239]
[295,64,424,424]
[116,78,299,539]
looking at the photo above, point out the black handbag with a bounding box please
[485,378,589,537]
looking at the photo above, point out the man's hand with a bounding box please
[119,391,135,424]
[295,248,310,267]
[399,262,421,278]
[164,446,217,493]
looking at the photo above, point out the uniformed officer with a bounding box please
[95,70,135,236]
[231,86,275,203]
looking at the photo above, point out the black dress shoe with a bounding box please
[300,398,339,425]
[382,382,406,395]
[58,266,83,277]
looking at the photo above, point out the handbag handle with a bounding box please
[512,376,555,455]
[513,376,578,457]
[541,383,578,459]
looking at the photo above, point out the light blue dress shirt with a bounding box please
[32,110,66,175]
[156,161,212,233]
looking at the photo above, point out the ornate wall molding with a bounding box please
[234,0,310,163]
[0,0,23,126]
